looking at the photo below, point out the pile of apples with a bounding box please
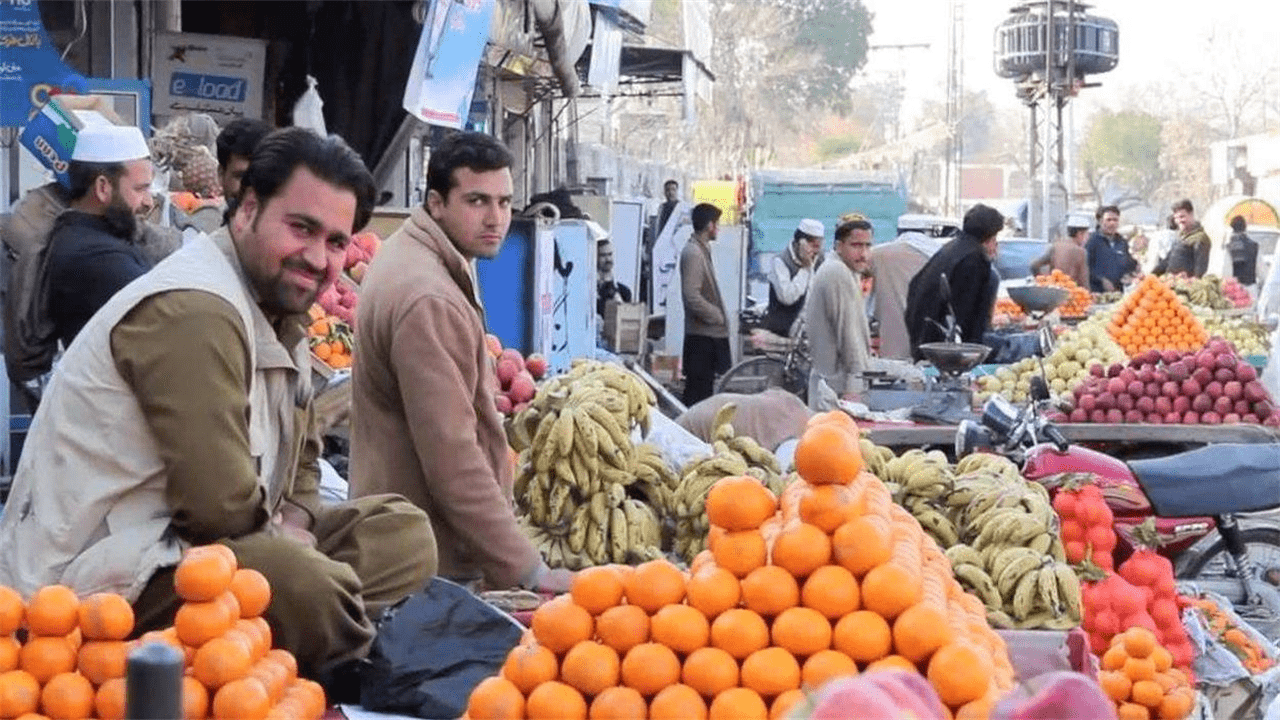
[1221,277,1252,309]
[486,334,548,415]
[316,280,358,326]
[1061,338,1277,426]
[345,231,382,284]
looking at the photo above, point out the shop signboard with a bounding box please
[543,221,598,374]
[151,32,266,122]
[403,0,496,129]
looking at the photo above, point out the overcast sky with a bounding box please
[859,0,1280,124]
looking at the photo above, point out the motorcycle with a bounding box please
[955,375,1280,634]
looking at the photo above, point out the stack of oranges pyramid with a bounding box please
[466,411,1015,720]
[1034,270,1091,317]
[0,545,323,720]
[1106,276,1208,356]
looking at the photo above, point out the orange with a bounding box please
[266,649,298,681]
[39,671,94,720]
[794,423,863,485]
[248,658,287,705]
[927,642,993,708]
[281,678,326,719]
[466,676,525,720]
[228,569,272,618]
[595,605,649,655]
[174,598,235,647]
[709,687,768,720]
[741,647,801,698]
[711,530,768,578]
[650,605,711,655]
[1117,701,1150,720]
[77,640,127,686]
[1101,643,1129,671]
[682,647,739,698]
[187,544,238,570]
[531,595,594,655]
[94,677,126,720]
[571,567,626,615]
[211,676,270,720]
[831,516,892,577]
[1123,656,1156,682]
[771,522,832,579]
[1158,690,1194,719]
[192,635,252,689]
[233,618,270,660]
[770,607,832,657]
[588,686,647,720]
[0,670,40,718]
[175,550,236,603]
[860,563,922,621]
[526,680,587,720]
[805,411,860,435]
[0,587,25,636]
[620,643,681,697]
[622,560,686,613]
[1131,679,1164,709]
[25,585,80,637]
[181,675,209,720]
[1150,645,1173,673]
[501,643,558,694]
[801,649,857,688]
[798,484,864,533]
[892,603,952,664]
[706,477,778,531]
[739,565,799,617]
[0,637,18,673]
[770,689,808,720]
[561,641,621,697]
[78,593,135,641]
[709,609,770,661]
[865,654,917,673]
[832,611,892,664]
[649,683,707,720]
[801,565,859,619]
[685,566,741,620]
[18,636,77,684]
[1122,628,1157,660]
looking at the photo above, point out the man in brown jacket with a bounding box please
[349,132,571,593]
[1030,222,1090,288]
[680,203,731,406]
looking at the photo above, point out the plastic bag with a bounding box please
[292,75,328,135]
[359,577,524,719]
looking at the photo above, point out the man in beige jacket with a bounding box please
[680,203,731,406]
[349,132,571,593]
[0,128,434,697]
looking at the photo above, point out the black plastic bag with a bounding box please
[360,577,524,718]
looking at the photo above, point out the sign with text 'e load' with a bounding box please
[151,31,266,122]
[403,0,496,129]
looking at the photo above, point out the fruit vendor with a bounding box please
[904,204,1005,359]
[1085,205,1137,292]
[46,124,157,349]
[806,216,875,409]
[1030,222,1090,290]
[348,131,572,595]
[760,219,822,337]
[0,128,436,698]
[1163,199,1212,278]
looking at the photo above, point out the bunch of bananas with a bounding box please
[943,455,1079,629]
[1164,274,1233,310]
[666,403,784,561]
[865,448,1081,630]
[509,361,668,569]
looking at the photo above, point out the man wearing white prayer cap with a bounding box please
[46,123,157,347]
[761,218,823,336]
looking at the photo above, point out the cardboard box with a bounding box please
[603,301,648,354]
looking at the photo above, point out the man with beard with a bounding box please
[349,131,572,594]
[0,128,435,698]
[46,124,158,348]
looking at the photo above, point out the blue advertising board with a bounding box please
[403,0,496,129]
[0,0,89,128]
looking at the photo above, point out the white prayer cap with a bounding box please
[797,218,825,238]
[71,124,151,163]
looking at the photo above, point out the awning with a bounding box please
[576,44,714,87]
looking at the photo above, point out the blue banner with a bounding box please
[402,0,496,129]
[0,0,88,128]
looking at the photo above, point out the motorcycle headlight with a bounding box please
[981,395,1021,438]
[955,419,994,458]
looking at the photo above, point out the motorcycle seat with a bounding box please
[1129,443,1280,518]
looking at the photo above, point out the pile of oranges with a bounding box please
[0,545,323,720]
[1097,627,1196,720]
[307,307,353,370]
[467,411,1015,720]
[1106,276,1208,356]
[1034,270,1092,318]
